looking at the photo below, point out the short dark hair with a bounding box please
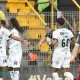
[1,20,6,26]
[57,18,65,25]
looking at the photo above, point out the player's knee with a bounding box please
[8,67,13,71]
[64,72,74,80]
[52,72,59,80]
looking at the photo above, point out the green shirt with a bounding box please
[38,0,57,12]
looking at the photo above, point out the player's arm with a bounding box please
[39,37,46,45]
[48,31,57,46]
[38,33,48,48]
[10,34,30,45]
[49,39,57,46]
[72,15,77,37]
[71,37,76,44]
[71,44,79,61]
[70,30,76,44]
[5,28,30,45]
[38,37,46,49]
[71,33,80,61]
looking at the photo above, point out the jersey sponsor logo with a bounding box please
[60,32,68,36]
[60,32,64,35]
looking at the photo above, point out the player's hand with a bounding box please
[23,40,30,45]
[38,42,42,50]
[70,56,75,64]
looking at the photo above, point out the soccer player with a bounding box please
[38,25,54,64]
[7,18,29,80]
[39,25,54,50]
[48,18,75,80]
[0,20,9,56]
[71,33,80,80]
[0,18,29,80]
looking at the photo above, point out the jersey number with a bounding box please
[62,39,69,47]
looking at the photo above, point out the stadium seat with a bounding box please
[7,7,17,13]
[16,15,30,26]
[29,20,41,28]
[7,0,26,2]
[16,13,45,28]
[26,30,39,39]
[19,7,31,13]
[26,28,45,39]
[6,1,29,13]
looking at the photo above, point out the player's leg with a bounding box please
[7,56,15,80]
[12,57,21,80]
[8,67,20,80]
[0,67,4,80]
[63,68,74,80]
[52,54,64,80]
[62,52,74,80]
[7,56,21,80]
[0,56,8,80]
[52,67,59,80]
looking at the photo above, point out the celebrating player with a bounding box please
[48,18,75,80]
[71,32,80,80]
[0,11,29,80]
[7,18,30,80]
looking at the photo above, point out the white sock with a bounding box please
[9,70,19,80]
[14,71,19,80]
[52,72,59,80]
[0,78,3,80]
[64,72,74,80]
[9,70,15,80]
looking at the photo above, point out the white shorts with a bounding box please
[7,47,22,68]
[0,56,7,67]
[7,55,22,68]
[52,50,71,69]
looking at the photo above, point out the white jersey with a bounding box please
[52,28,74,52]
[9,28,22,56]
[0,27,11,56]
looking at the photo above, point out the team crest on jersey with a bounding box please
[56,61,59,64]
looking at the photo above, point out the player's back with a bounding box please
[53,28,74,51]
